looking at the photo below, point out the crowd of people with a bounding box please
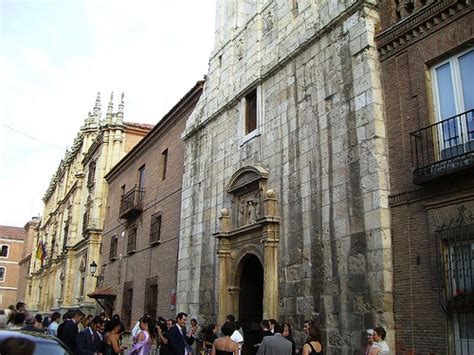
[0,302,390,355]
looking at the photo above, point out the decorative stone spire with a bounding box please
[92,92,101,121]
[115,92,124,124]
[106,92,114,123]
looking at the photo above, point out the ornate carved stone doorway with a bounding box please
[214,166,280,326]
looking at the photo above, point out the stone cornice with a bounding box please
[70,236,89,251]
[214,216,280,239]
[389,174,474,206]
[376,0,471,61]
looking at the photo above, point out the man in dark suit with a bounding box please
[61,309,84,353]
[257,322,292,355]
[168,312,195,355]
[76,315,103,355]
[57,310,73,340]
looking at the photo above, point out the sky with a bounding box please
[0,0,216,227]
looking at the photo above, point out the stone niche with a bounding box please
[214,166,280,323]
[228,166,267,228]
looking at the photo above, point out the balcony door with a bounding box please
[432,49,474,159]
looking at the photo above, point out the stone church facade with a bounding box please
[178,0,394,352]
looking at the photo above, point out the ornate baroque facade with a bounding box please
[177,0,394,352]
[25,94,151,314]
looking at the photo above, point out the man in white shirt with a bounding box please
[369,326,390,354]
[47,312,61,336]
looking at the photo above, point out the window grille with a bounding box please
[162,149,168,180]
[145,276,158,321]
[150,213,162,244]
[436,205,474,354]
[109,236,118,261]
[127,227,137,254]
[122,281,133,329]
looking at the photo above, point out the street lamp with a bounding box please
[90,261,98,277]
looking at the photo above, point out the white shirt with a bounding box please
[231,329,244,355]
[47,321,59,336]
[131,321,141,339]
[373,340,390,353]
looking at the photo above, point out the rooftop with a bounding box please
[0,225,24,240]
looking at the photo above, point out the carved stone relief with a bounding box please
[235,189,261,227]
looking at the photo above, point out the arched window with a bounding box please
[0,245,8,257]
[0,267,6,281]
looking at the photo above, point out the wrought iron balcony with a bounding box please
[410,109,474,184]
[119,187,145,219]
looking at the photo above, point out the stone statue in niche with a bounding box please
[247,199,258,224]
[235,189,261,227]
[263,12,273,34]
[238,199,246,226]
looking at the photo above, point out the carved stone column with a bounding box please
[216,208,232,324]
[262,190,279,319]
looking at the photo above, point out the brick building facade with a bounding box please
[0,225,25,308]
[376,0,473,353]
[17,217,40,303]
[97,82,203,327]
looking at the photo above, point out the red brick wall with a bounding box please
[101,86,202,323]
[0,238,24,308]
[378,4,474,353]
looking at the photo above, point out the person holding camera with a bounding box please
[158,318,175,355]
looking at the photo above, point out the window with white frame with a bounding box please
[0,267,5,282]
[431,49,474,158]
[0,245,8,257]
[240,85,263,144]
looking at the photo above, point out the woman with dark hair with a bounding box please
[102,318,127,355]
[131,317,156,354]
[204,323,218,352]
[302,325,323,355]
[211,322,239,355]
[282,323,297,355]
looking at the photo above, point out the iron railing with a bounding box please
[119,187,145,219]
[410,109,474,184]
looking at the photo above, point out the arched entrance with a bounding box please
[214,166,280,333]
[238,254,263,354]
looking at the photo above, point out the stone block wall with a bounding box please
[178,1,394,352]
